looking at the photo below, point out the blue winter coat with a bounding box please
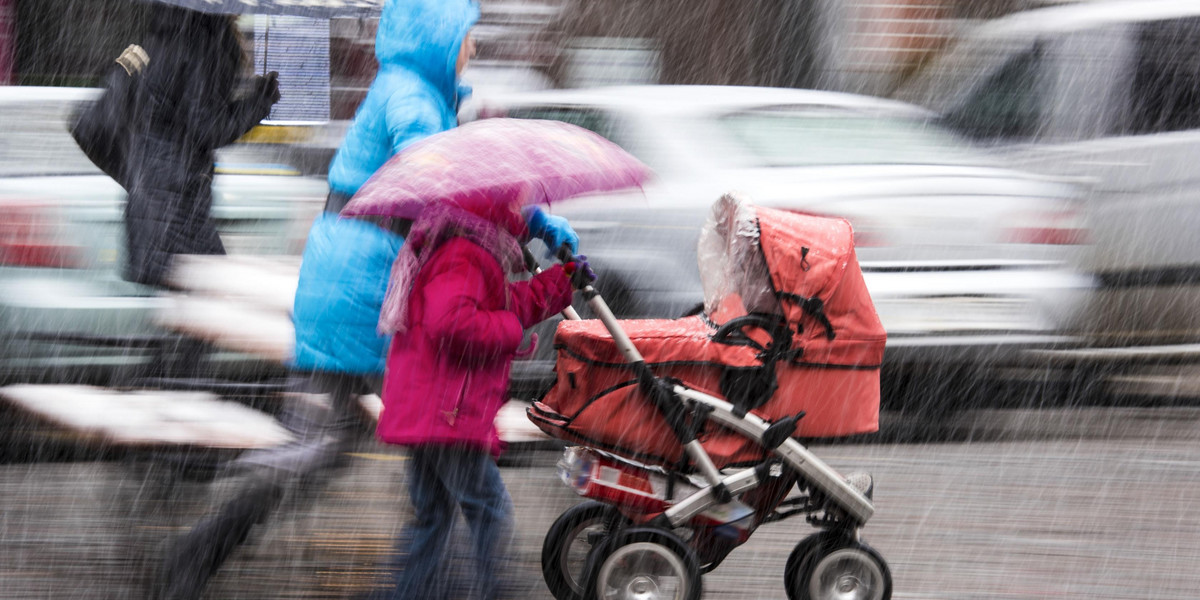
[327,0,479,197]
[292,0,479,375]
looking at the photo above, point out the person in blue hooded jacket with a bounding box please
[154,2,576,598]
[293,0,480,382]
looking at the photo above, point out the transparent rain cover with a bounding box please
[696,193,782,319]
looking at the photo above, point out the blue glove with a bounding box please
[523,206,579,257]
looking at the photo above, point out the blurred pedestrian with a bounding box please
[138,6,279,599]
[376,199,587,600]
[123,5,279,288]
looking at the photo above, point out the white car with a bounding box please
[474,85,1096,401]
[893,0,1200,361]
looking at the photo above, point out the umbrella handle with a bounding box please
[522,246,581,321]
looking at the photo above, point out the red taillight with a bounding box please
[1002,208,1089,245]
[476,105,508,119]
[1005,227,1088,245]
[0,203,81,268]
[850,229,887,248]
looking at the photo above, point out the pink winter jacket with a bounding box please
[377,237,574,455]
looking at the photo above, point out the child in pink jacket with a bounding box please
[376,200,584,600]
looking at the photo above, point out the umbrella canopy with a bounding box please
[143,0,382,17]
[340,118,653,220]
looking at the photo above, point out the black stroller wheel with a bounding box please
[784,532,830,595]
[583,527,701,600]
[784,532,891,600]
[542,501,630,600]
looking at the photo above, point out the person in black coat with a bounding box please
[123,6,279,288]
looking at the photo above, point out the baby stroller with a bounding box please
[527,194,891,600]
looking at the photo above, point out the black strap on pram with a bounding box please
[779,292,836,341]
[719,366,777,419]
[632,362,692,434]
[710,313,800,418]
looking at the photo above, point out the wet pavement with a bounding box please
[2,405,1200,599]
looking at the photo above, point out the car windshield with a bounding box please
[716,107,992,168]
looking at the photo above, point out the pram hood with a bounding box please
[697,193,886,368]
[558,193,885,371]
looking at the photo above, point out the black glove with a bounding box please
[563,254,596,288]
[246,72,280,123]
[256,71,281,106]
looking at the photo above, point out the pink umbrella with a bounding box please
[340,118,652,220]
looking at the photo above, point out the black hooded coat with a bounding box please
[122,6,277,287]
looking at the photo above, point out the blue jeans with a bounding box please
[389,445,514,600]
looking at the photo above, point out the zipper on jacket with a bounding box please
[442,372,470,426]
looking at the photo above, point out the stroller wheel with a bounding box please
[784,532,891,600]
[583,527,701,600]
[542,501,630,600]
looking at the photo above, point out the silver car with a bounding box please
[474,85,1095,400]
[0,86,328,384]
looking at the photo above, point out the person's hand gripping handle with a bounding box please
[521,245,582,321]
[560,247,596,291]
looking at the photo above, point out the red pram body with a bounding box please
[530,195,887,469]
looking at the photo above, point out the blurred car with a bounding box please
[893,0,1200,355]
[474,85,1096,400]
[458,61,555,123]
[0,86,328,385]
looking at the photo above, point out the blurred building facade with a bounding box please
[0,0,12,84]
[5,0,148,87]
[480,0,1099,95]
[832,0,1081,95]
[0,0,1092,110]
[329,0,566,118]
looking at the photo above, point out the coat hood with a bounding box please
[148,4,227,36]
[146,5,244,69]
[376,0,479,104]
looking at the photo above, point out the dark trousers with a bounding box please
[155,370,378,600]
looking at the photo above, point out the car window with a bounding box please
[502,105,679,171]
[715,106,992,168]
[504,105,692,174]
[505,106,617,142]
[943,43,1046,142]
[894,33,1031,110]
[1121,17,1200,134]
